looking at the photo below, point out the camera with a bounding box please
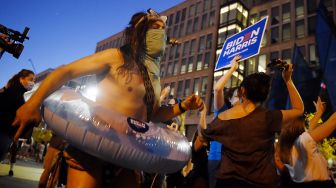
[267,59,289,71]
[0,24,29,59]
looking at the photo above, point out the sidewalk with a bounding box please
[0,159,43,188]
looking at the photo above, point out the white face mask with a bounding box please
[25,81,35,91]
[145,29,167,58]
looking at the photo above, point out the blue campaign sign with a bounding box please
[215,16,268,71]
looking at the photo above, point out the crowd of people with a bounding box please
[0,9,335,188]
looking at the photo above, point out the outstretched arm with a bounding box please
[152,94,204,122]
[309,112,336,142]
[309,97,326,131]
[12,49,118,141]
[213,56,240,111]
[280,64,304,124]
[197,104,208,143]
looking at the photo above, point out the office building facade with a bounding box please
[96,0,336,139]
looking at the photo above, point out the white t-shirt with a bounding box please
[285,132,331,182]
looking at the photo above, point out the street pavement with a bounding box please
[0,158,43,188]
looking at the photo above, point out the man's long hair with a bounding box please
[118,12,158,121]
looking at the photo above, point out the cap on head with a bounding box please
[134,8,167,28]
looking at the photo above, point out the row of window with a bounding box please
[220,2,248,27]
[167,0,216,27]
[270,16,316,44]
[163,33,213,62]
[164,76,208,99]
[161,51,211,77]
[96,37,123,52]
[166,10,216,39]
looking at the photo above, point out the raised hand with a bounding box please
[230,55,242,70]
[313,96,326,115]
[282,63,293,83]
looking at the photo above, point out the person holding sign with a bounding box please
[198,58,304,187]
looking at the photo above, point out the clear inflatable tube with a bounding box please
[40,88,191,173]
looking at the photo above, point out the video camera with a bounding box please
[0,24,29,59]
[267,59,289,71]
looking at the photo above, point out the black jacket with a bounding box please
[0,83,27,136]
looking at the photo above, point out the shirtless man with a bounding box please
[13,9,204,188]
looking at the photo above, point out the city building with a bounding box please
[95,0,336,140]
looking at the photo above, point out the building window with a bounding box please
[271,27,279,44]
[206,34,212,49]
[177,81,183,98]
[296,0,304,19]
[201,14,208,30]
[196,54,203,71]
[229,9,238,23]
[307,0,317,14]
[193,17,199,32]
[282,23,291,41]
[169,46,174,60]
[193,78,200,95]
[217,27,227,46]
[186,19,193,34]
[181,8,186,21]
[201,77,208,96]
[173,26,178,38]
[282,49,292,64]
[196,2,202,15]
[270,51,279,60]
[245,58,255,75]
[184,79,191,97]
[271,6,280,25]
[175,11,181,24]
[179,23,185,37]
[188,57,194,72]
[180,59,187,74]
[258,54,266,72]
[250,14,258,25]
[170,82,175,96]
[167,62,173,76]
[309,44,317,62]
[175,45,180,59]
[189,5,196,17]
[160,64,165,77]
[183,41,190,57]
[190,39,196,55]
[204,52,210,69]
[209,11,215,26]
[296,20,305,38]
[204,0,210,11]
[173,60,179,76]
[198,36,206,52]
[168,14,174,27]
[282,3,290,23]
[260,10,267,19]
[261,31,267,47]
[308,16,316,36]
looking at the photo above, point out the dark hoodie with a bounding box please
[0,82,27,137]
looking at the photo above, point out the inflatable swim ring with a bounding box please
[39,87,191,173]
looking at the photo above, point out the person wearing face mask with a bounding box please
[13,9,204,188]
[0,69,35,175]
